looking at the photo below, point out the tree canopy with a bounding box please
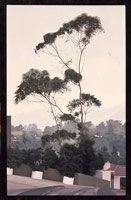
[15,68,68,104]
[35,13,103,52]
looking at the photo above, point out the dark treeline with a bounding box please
[11,119,125,166]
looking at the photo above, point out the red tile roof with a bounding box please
[114,165,126,176]
[103,164,126,176]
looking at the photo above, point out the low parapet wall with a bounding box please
[10,165,63,182]
[43,168,63,182]
[13,164,32,177]
[74,173,110,188]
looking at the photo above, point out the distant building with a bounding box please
[94,161,126,189]
[7,116,11,148]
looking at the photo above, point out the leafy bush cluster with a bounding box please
[41,130,76,146]
[7,147,58,171]
[7,135,104,177]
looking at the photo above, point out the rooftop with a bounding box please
[102,163,126,176]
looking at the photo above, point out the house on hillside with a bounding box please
[94,161,126,189]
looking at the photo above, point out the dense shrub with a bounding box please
[7,135,105,177]
[7,148,24,168]
[7,147,59,171]
[57,143,83,177]
[57,135,104,177]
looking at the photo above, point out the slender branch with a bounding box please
[75,52,80,73]
[77,41,87,135]
[78,31,83,51]
[40,93,65,114]
[80,51,85,74]
[78,83,84,133]
[31,93,48,104]
[84,107,94,123]
[25,99,44,103]
[51,43,71,69]
[51,94,65,115]
[65,33,78,46]
[48,96,62,146]
[45,46,58,57]
[78,50,84,74]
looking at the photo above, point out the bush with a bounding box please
[57,143,83,177]
[57,135,105,177]
[41,147,58,170]
[7,147,59,171]
[78,135,104,175]
[22,147,58,171]
[7,148,24,168]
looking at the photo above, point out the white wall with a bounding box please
[31,171,43,179]
[114,176,125,189]
[103,161,111,170]
[63,176,74,185]
[102,171,111,182]
[114,176,120,189]
[7,168,13,175]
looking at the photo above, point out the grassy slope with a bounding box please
[11,131,23,135]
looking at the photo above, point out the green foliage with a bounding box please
[50,77,67,93]
[94,152,105,170]
[57,143,83,177]
[100,146,111,163]
[8,137,105,176]
[23,147,58,171]
[57,135,104,177]
[107,123,114,134]
[41,134,51,146]
[67,93,101,113]
[15,69,50,103]
[94,132,126,165]
[78,135,98,175]
[35,13,103,51]
[22,148,42,170]
[110,146,120,164]
[59,113,75,121]
[55,130,76,140]
[67,99,80,112]
[64,69,82,84]
[109,135,125,159]
[41,130,76,147]
[110,146,125,165]
[82,93,101,107]
[41,147,58,170]
[7,148,24,168]
[99,144,125,165]
[7,147,59,171]
[14,68,68,104]
[11,123,43,149]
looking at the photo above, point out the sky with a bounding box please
[7,5,125,129]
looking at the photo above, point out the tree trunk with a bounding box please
[78,83,85,135]
[49,101,62,146]
[78,50,85,135]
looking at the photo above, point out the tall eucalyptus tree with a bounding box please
[35,13,103,135]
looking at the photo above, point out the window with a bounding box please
[120,177,126,189]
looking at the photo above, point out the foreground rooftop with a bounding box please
[7,175,125,196]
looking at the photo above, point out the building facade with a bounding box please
[94,161,126,189]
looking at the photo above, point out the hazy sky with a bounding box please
[7,5,125,129]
